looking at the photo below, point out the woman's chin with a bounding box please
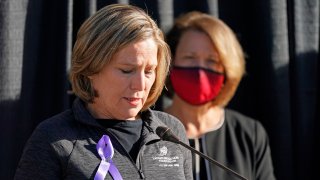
[121,109,141,120]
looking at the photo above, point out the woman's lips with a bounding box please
[125,97,141,106]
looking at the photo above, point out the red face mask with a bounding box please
[170,66,225,105]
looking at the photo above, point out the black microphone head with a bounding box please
[156,126,180,143]
[156,126,169,138]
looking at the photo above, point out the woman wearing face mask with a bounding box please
[164,11,276,180]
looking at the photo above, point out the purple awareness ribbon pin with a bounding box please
[94,135,123,180]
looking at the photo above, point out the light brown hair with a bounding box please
[70,4,170,110]
[166,11,245,107]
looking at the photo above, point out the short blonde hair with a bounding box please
[70,4,170,110]
[166,11,245,107]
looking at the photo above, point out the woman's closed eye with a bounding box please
[119,68,155,76]
[206,58,219,65]
[183,55,196,60]
[120,69,133,74]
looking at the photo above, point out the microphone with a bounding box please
[156,126,248,180]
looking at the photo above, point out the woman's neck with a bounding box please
[165,95,224,138]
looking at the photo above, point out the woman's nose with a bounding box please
[130,72,145,91]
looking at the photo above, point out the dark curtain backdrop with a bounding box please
[0,0,319,179]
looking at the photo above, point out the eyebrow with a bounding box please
[116,62,158,67]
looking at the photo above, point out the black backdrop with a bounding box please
[0,0,319,179]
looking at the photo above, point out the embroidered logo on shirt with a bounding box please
[159,146,168,156]
[152,146,180,167]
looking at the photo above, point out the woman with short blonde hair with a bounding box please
[70,4,171,110]
[15,4,192,180]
